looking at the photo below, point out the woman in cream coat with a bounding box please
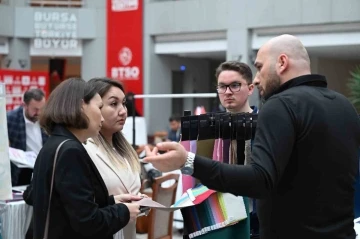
[84,77,143,239]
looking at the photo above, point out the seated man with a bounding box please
[167,115,181,142]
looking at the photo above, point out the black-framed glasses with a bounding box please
[216,83,244,94]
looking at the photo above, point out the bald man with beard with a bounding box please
[144,34,360,239]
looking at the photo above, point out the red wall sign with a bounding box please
[106,0,143,116]
[0,70,49,111]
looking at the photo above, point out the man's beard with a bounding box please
[25,112,38,123]
[262,66,281,101]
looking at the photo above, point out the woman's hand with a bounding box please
[114,194,143,203]
[138,192,149,199]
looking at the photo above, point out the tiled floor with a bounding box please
[136,228,183,239]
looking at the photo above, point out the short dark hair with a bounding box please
[169,115,181,122]
[215,61,253,84]
[39,78,98,134]
[23,88,45,104]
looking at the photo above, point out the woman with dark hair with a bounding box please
[84,77,144,239]
[30,78,141,239]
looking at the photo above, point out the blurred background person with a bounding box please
[167,115,181,142]
[7,88,47,186]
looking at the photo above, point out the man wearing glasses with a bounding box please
[182,61,259,239]
[215,61,259,238]
[215,61,256,116]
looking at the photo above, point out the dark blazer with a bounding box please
[32,125,130,239]
[7,106,48,151]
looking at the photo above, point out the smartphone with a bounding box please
[138,206,151,217]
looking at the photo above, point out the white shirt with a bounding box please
[23,109,43,154]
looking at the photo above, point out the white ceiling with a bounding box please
[307,45,360,60]
[169,44,360,61]
[177,51,226,60]
[251,29,360,60]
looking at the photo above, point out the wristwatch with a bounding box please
[180,152,195,175]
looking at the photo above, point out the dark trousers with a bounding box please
[10,162,33,186]
[25,219,33,239]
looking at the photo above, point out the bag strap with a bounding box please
[43,139,71,239]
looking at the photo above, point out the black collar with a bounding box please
[266,74,327,100]
[51,124,111,200]
[51,124,82,143]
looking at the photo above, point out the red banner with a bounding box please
[106,0,143,116]
[0,70,49,111]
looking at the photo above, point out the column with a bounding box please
[9,0,27,7]
[81,0,106,80]
[1,38,31,70]
[226,28,260,108]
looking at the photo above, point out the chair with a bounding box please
[147,173,179,239]
[136,178,153,234]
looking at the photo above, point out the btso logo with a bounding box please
[118,47,132,66]
[111,47,140,80]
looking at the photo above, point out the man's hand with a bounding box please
[143,142,188,172]
[114,194,143,203]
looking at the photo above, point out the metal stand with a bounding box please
[131,93,217,147]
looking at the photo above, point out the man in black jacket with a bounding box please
[144,34,360,239]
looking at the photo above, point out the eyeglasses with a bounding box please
[216,83,245,94]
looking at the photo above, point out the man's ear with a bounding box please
[277,54,289,74]
[248,84,255,96]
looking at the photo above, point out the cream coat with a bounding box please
[84,138,141,239]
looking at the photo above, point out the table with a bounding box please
[0,202,7,239]
[0,200,32,239]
